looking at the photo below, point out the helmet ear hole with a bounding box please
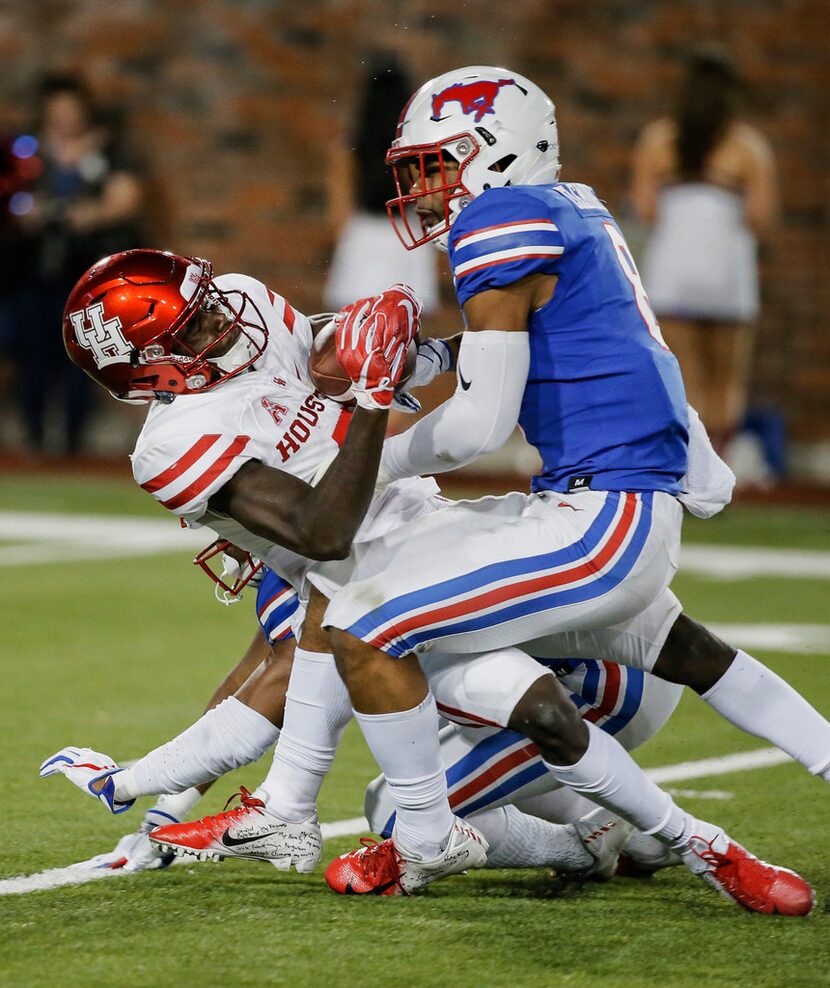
[489,154,516,173]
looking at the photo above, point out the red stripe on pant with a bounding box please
[449,742,540,811]
[370,493,638,650]
[583,661,622,724]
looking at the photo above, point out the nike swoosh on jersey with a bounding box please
[458,369,472,390]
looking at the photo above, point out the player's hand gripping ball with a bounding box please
[308,285,420,408]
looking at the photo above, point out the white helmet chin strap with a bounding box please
[214,552,244,605]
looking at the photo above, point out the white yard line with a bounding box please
[1,511,830,579]
[708,624,828,655]
[680,544,830,581]
[0,512,209,567]
[0,745,794,896]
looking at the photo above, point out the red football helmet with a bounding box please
[193,538,264,605]
[63,249,268,402]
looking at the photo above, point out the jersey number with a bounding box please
[603,223,668,349]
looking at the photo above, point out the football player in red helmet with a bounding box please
[63,249,269,403]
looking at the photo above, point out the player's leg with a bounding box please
[700,319,755,452]
[152,590,352,869]
[326,487,682,661]
[367,655,678,878]
[658,317,710,424]
[652,613,830,782]
[327,624,487,895]
[41,630,286,807]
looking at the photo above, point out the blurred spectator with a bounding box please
[631,46,779,455]
[323,55,439,315]
[6,73,143,454]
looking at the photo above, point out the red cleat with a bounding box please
[326,817,488,896]
[148,786,322,872]
[326,837,405,896]
[687,835,815,916]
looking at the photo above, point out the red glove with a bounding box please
[335,285,421,410]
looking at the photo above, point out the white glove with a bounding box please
[405,338,455,390]
[39,745,134,814]
[391,338,456,413]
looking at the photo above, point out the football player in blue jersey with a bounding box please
[320,66,828,908]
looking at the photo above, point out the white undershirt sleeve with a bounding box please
[380,330,530,482]
[678,404,736,518]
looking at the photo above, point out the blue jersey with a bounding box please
[448,182,689,495]
[255,568,299,644]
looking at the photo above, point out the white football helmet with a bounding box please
[386,65,561,250]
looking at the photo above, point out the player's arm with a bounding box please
[740,125,779,238]
[200,627,273,711]
[378,273,553,480]
[209,405,388,560]
[630,120,670,226]
[212,288,420,559]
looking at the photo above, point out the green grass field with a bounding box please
[1,474,829,987]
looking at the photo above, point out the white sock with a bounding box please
[114,697,278,801]
[144,788,203,828]
[255,649,352,821]
[355,691,453,859]
[544,721,697,843]
[703,649,830,779]
[622,830,683,871]
[472,804,592,871]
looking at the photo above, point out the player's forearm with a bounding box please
[220,409,388,559]
[299,406,389,556]
[381,331,530,480]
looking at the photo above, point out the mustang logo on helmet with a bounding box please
[67,303,131,369]
[430,79,517,123]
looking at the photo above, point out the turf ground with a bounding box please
[1,474,829,987]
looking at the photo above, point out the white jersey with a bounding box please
[130,274,440,594]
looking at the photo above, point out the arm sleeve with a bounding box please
[379,330,530,481]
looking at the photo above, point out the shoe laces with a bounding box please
[356,837,404,893]
[220,785,266,818]
[689,835,774,905]
[688,834,729,871]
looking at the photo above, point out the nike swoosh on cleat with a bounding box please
[220,829,282,848]
[344,879,398,895]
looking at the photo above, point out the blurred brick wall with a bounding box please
[0,0,826,444]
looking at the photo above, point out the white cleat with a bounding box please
[147,787,322,873]
[572,808,635,881]
[325,816,488,895]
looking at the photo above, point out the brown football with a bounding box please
[308,323,418,401]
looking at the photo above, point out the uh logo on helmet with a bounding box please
[386,66,561,251]
[63,249,268,404]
